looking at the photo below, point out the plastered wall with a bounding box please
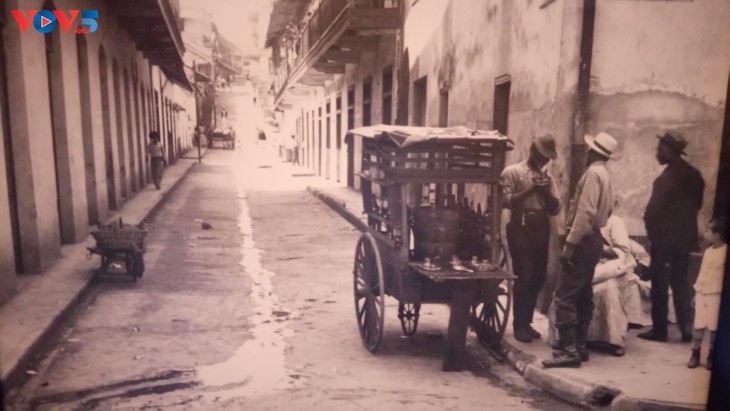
[589,0,730,234]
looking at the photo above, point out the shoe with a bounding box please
[611,346,626,357]
[638,329,668,342]
[687,348,700,369]
[577,321,590,362]
[527,325,542,339]
[543,326,581,368]
[514,327,533,343]
[706,350,713,370]
[543,348,582,368]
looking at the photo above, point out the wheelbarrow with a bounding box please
[87,218,148,281]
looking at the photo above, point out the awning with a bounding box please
[110,0,191,90]
[347,125,511,148]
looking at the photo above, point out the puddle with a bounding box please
[196,162,301,400]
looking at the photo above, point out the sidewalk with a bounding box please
[307,184,710,410]
[0,156,197,396]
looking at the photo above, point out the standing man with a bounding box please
[501,134,561,343]
[543,132,616,368]
[640,133,704,342]
[147,131,166,190]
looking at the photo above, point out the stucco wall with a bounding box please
[589,0,730,234]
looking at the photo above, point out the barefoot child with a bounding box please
[688,218,726,370]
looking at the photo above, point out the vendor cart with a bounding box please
[349,125,516,371]
[210,127,236,150]
[87,218,148,281]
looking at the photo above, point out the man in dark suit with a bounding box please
[640,132,705,342]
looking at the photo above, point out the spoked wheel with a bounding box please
[471,280,513,349]
[471,242,513,349]
[353,232,385,352]
[397,303,421,337]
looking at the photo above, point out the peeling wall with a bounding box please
[589,0,730,234]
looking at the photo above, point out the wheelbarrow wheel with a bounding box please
[398,303,421,337]
[353,232,385,353]
[125,252,145,281]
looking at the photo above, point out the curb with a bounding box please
[307,187,368,233]
[308,186,705,411]
[0,161,195,399]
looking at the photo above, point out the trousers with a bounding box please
[554,230,604,327]
[649,248,691,335]
[507,212,550,329]
[151,157,165,189]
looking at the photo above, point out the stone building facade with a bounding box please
[269,0,730,233]
[0,0,194,305]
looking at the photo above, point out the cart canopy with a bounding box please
[347,124,510,148]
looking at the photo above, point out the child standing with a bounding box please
[688,218,727,370]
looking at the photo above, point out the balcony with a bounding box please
[272,0,401,103]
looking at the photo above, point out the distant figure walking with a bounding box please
[640,132,705,343]
[147,131,166,190]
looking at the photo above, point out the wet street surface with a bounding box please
[5,148,579,410]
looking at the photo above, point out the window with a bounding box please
[362,78,372,126]
[382,66,393,125]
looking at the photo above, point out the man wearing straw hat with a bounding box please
[500,134,561,343]
[639,132,704,343]
[543,132,616,368]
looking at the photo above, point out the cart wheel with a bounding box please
[353,232,385,353]
[397,303,421,337]
[471,279,513,349]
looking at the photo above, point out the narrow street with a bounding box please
[5,147,578,410]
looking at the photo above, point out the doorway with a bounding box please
[112,59,127,200]
[347,87,355,188]
[1,23,22,272]
[326,101,331,179]
[336,96,342,182]
[45,15,74,243]
[99,48,116,210]
[413,76,427,126]
[493,76,511,135]
[76,35,97,225]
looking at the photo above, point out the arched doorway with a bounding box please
[44,0,74,243]
[98,47,117,210]
[112,59,127,199]
[76,35,97,224]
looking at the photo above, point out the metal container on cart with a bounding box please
[348,125,516,371]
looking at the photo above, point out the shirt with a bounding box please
[565,160,614,245]
[500,160,560,215]
[694,244,727,295]
[148,142,165,159]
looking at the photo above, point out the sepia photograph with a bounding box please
[0,0,728,409]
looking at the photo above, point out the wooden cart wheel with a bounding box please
[471,244,513,349]
[471,279,513,349]
[397,303,421,337]
[353,232,385,353]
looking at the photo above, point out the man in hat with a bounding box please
[501,134,561,343]
[543,132,616,368]
[640,132,704,343]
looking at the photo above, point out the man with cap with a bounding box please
[500,134,561,343]
[640,132,704,343]
[543,132,616,368]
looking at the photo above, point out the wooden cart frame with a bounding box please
[349,125,516,371]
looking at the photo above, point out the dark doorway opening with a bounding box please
[0,24,23,272]
[382,66,393,125]
[318,107,322,176]
[76,35,97,225]
[413,76,427,126]
[336,96,342,182]
[493,77,511,135]
[363,78,372,126]
[439,90,449,127]
[99,48,116,210]
[326,101,331,179]
[112,59,127,200]
[45,15,74,243]
[123,70,137,192]
[347,87,355,188]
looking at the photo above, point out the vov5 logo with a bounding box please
[10,10,98,34]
